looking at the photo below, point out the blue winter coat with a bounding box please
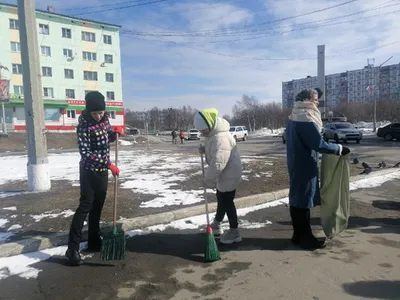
[286,120,340,209]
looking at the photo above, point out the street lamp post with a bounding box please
[369,56,393,132]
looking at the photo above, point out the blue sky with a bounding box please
[4,0,400,115]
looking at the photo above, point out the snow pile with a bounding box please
[250,128,285,138]
[119,140,134,146]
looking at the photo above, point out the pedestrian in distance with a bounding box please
[194,108,243,244]
[286,88,350,250]
[171,130,177,144]
[66,91,125,266]
[179,130,185,144]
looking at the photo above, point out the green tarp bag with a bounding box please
[320,153,351,239]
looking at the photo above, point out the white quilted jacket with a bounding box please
[204,117,242,192]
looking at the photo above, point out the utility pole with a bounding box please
[18,0,51,191]
[371,56,393,132]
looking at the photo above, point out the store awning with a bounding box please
[4,98,69,108]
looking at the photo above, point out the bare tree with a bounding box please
[124,109,144,129]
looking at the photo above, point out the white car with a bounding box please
[229,126,248,141]
[187,129,201,140]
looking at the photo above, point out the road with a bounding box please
[0,179,399,300]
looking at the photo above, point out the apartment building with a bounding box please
[0,3,124,131]
[282,62,400,110]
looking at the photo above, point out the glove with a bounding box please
[198,144,205,154]
[113,126,125,136]
[109,163,120,177]
[341,147,351,156]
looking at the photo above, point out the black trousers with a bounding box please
[215,189,238,229]
[68,168,108,251]
[289,206,313,238]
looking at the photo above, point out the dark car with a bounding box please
[377,123,400,141]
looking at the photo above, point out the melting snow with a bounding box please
[30,210,75,222]
[2,207,17,211]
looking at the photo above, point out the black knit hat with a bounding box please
[85,91,105,112]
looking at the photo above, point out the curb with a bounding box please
[0,168,399,258]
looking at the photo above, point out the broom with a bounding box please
[200,148,221,262]
[101,133,126,261]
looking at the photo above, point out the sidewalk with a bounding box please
[0,178,398,299]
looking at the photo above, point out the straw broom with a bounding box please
[101,133,126,260]
[200,149,221,262]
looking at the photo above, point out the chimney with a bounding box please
[47,6,55,12]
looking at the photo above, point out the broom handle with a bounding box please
[200,151,210,225]
[113,133,119,230]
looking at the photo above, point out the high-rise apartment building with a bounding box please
[0,3,124,131]
[282,62,400,111]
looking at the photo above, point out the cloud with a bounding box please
[9,0,400,116]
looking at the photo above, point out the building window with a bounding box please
[41,46,51,56]
[12,64,22,74]
[103,35,112,44]
[83,51,97,61]
[84,71,98,81]
[9,19,19,30]
[109,111,116,119]
[44,108,60,121]
[63,49,73,59]
[43,87,54,98]
[106,91,115,100]
[66,89,75,99]
[42,67,52,77]
[82,31,96,42]
[62,28,71,38]
[105,73,114,82]
[39,24,49,35]
[67,110,76,119]
[10,42,21,52]
[104,54,113,64]
[14,85,24,95]
[64,69,74,79]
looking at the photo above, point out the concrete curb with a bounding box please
[0,168,399,258]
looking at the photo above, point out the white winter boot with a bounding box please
[220,228,242,244]
[210,220,223,236]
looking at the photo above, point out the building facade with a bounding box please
[282,63,400,110]
[0,3,124,131]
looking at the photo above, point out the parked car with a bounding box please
[229,126,248,141]
[377,123,400,141]
[323,122,362,143]
[187,129,201,140]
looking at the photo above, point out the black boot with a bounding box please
[290,206,302,245]
[65,249,83,266]
[85,234,102,252]
[299,209,326,250]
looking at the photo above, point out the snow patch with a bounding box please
[350,170,400,190]
[7,224,22,231]
[250,128,285,138]
[0,219,8,227]
[2,207,17,211]
[30,210,75,222]
[119,140,133,146]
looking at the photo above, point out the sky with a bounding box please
[3,0,400,115]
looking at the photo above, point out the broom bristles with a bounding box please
[100,229,126,261]
[205,225,220,262]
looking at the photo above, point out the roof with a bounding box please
[0,2,121,28]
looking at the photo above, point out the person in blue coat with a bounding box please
[286,88,350,250]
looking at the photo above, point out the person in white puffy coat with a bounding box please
[194,108,243,244]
